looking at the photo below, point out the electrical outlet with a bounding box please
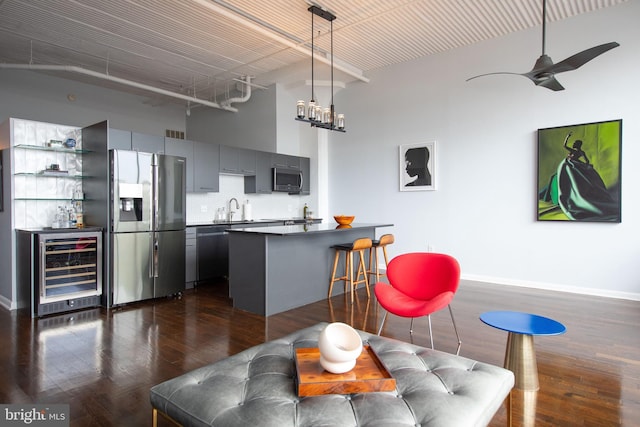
[200,205,208,213]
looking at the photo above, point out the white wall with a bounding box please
[186,84,277,152]
[328,1,639,299]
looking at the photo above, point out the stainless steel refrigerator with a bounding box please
[110,149,186,305]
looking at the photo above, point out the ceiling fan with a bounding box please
[467,0,619,91]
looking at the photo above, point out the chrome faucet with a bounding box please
[228,198,240,221]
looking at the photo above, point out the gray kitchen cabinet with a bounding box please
[193,141,219,192]
[244,151,272,194]
[300,156,310,195]
[108,128,132,149]
[219,145,239,174]
[220,145,256,175]
[272,153,300,170]
[185,228,197,288]
[132,132,164,153]
[238,148,256,175]
[165,137,195,192]
[107,129,164,153]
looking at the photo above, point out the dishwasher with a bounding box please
[196,225,229,281]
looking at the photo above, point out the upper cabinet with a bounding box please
[166,138,219,193]
[244,151,272,194]
[238,149,256,175]
[193,141,219,193]
[108,130,165,154]
[165,137,195,192]
[132,132,164,154]
[272,153,300,170]
[219,145,256,175]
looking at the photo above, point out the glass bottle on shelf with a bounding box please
[68,206,77,228]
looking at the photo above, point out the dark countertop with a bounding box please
[16,226,103,233]
[227,222,393,236]
[187,218,319,227]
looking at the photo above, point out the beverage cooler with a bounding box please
[17,229,103,317]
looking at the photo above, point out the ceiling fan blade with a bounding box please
[545,42,620,74]
[465,0,619,92]
[535,75,565,91]
[466,71,523,82]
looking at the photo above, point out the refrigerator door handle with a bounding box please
[152,158,159,230]
[152,233,159,278]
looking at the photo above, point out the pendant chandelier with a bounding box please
[295,5,345,132]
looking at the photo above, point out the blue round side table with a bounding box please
[480,311,566,391]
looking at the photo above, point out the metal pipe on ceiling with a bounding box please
[0,63,239,112]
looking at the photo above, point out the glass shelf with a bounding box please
[14,198,86,201]
[14,172,87,179]
[295,117,346,132]
[14,144,90,154]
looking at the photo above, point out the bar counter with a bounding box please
[227,223,393,315]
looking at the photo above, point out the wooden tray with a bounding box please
[294,345,396,396]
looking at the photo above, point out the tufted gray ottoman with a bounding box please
[150,323,514,427]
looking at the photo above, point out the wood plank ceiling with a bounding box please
[0,0,627,109]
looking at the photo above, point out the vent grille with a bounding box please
[166,129,185,139]
[37,296,100,317]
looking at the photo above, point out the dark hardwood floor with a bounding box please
[1,279,638,426]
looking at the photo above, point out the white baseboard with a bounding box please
[461,274,640,302]
[0,294,15,311]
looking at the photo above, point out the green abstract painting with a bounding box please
[537,119,621,222]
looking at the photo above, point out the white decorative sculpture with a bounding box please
[318,322,363,374]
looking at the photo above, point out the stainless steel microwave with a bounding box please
[273,167,303,192]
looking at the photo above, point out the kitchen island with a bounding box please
[227,222,393,316]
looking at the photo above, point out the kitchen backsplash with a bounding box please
[186,174,312,225]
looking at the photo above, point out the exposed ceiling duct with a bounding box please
[0,63,239,112]
[221,76,252,108]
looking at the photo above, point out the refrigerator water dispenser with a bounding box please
[118,183,144,222]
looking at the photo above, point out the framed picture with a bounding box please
[399,142,436,191]
[537,119,622,222]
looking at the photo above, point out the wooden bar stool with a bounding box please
[367,234,394,282]
[328,238,373,303]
